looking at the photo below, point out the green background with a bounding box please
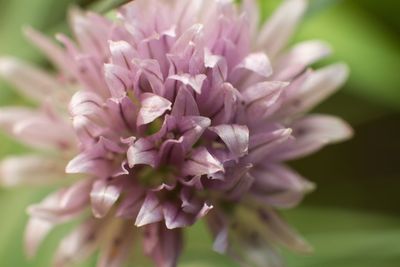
[0,0,399,266]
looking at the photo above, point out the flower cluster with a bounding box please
[0,0,352,266]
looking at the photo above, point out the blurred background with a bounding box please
[0,0,399,266]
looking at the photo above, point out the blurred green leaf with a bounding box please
[295,1,400,109]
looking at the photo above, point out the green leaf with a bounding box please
[295,1,400,109]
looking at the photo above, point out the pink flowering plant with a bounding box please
[0,0,352,266]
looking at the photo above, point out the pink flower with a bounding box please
[0,0,352,266]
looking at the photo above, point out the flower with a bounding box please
[0,0,352,266]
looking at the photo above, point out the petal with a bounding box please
[171,87,200,117]
[242,81,288,120]
[283,63,349,116]
[135,193,163,227]
[208,163,253,200]
[97,222,134,267]
[159,139,185,166]
[274,40,332,80]
[24,217,54,258]
[210,124,249,159]
[246,128,293,163]
[137,93,171,126]
[27,180,92,222]
[23,26,74,77]
[66,143,113,178]
[134,58,165,95]
[168,73,207,94]
[127,138,158,168]
[182,147,224,177]
[104,64,133,98]
[54,218,104,267]
[250,163,315,208]
[274,114,353,160]
[90,178,123,218]
[14,111,75,151]
[256,0,307,57]
[206,210,229,254]
[234,52,273,78]
[163,203,192,229]
[69,90,104,118]
[0,155,66,187]
[143,223,183,267]
[257,208,313,253]
[109,40,137,69]
[178,116,211,150]
[0,107,34,134]
[0,57,64,103]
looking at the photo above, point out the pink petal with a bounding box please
[163,203,192,229]
[104,64,133,98]
[97,222,134,267]
[256,0,307,57]
[54,218,104,266]
[178,116,211,150]
[246,128,293,163]
[24,217,54,258]
[127,138,158,168]
[210,124,249,159]
[274,40,332,80]
[234,52,272,78]
[109,40,137,69]
[274,115,353,160]
[182,147,224,177]
[23,26,74,78]
[257,208,313,253]
[135,193,163,227]
[0,155,66,187]
[27,180,92,222]
[285,63,349,115]
[137,93,171,126]
[250,163,315,208]
[90,178,123,218]
[171,87,200,117]
[168,73,207,94]
[0,57,63,103]
[143,223,183,267]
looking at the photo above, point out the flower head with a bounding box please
[0,0,352,266]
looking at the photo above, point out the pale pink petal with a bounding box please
[250,164,315,208]
[54,218,104,267]
[274,40,332,80]
[256,0,307,57]
[143,223,183,267]
[171,87,200,117]
[24,217,54,258]
[210,124,249,159]
[282,63,349,116]
[97,222,134,267]
[168,73,207,94]
[135,193,163,227]
[90,178,123,218]
[182,147,224,177]
[234,52,273,78]
[0,57,64,103]
[257,208,313,253]
[137,93,171,126]
[127,138,158,168]
[27,180,92,222]
[23,26,74,77]
[0,155,66,187]
[274,114,353,160]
